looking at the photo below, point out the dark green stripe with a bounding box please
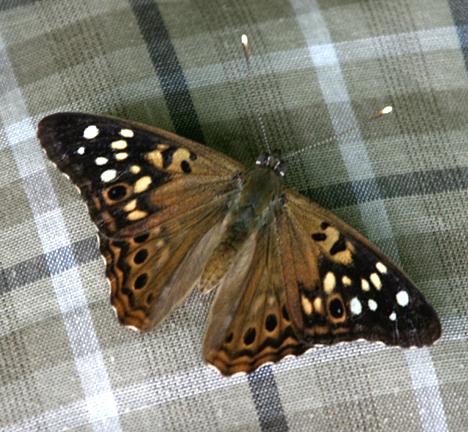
[303,166,468,209]
[1,237,99,293]
[449,1,468,69]
[248,367,289,432]
[129,0,205,143]
[128,2,287,429]
[3,166,464,292]
[0,0,40,11]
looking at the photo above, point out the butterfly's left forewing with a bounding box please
[278,190,441,348]
[38,113,245,330]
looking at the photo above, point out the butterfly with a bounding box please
[38,113,441,376]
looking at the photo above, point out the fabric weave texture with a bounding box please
[0,0,467,431]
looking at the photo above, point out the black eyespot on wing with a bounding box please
[330,235,346,255]
[134,249,148,264]
[312,232,327,241]
[161,146,177,168]
[243,328,256,345]
[134,273,148,289]
[134,233,149,243]
[265,314,278,332]
[108,185,127,201]
[329,298,344,318]
[181,160,191,173]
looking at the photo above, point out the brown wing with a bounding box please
[277,190,441,348]
[203,222,306,376]
[38,113,244,330]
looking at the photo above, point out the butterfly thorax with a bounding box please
[255,153,287,177]
[199,166,282,292]
[235,165,282,224]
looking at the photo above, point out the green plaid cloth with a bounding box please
[1,0,467,431]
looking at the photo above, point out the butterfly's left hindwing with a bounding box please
[38,113,244,330]
[278,190,441,348]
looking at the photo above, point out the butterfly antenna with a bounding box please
[283,105,393,160]
[241,34,272,154]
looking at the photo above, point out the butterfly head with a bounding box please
[255,153,287,177]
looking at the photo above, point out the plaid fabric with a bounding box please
[0,0,467,431]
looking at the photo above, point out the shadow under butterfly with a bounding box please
[37,39,441,377]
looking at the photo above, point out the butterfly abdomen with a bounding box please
[200,210,257,292]
[199,167,282,293]
[199,241,243,292]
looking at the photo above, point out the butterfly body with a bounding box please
[175,161,282,292]
[38,112,441,376]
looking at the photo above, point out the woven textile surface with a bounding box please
[0,0,467,431]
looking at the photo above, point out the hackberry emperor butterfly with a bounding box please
[38,112,441,376]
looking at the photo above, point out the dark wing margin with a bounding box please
[277,190,441,348]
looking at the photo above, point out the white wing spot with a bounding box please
[134,176,152,193]
[376,262,388,274]
[130,165,141,174]
[115,152,128,161]
[361,278,370,292]
[323,272,336,294]
[313,297,323,314]
[120,128,134,138]
[389,312,397,321]
[342,275,352,286]
[76,146,85,155]
[123,199,137,212]
[370,272,382,290]
[350,297,362,315]
[396,290,409,307]
[368,299,378,311]
[111,139,127,150]
[101,169,117,182]
[301,295,313,315]
[83,125,99,139]
[95,157,108,166]
[127,210,147,221]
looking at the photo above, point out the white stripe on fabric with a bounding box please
[0,399,89,432]
[188,25,462,93]
[6,310,467,432]
[0,24,462,153]
[406,349,450,432]
[0,38,121,432]
[290,1,449,432]
[0,366,245,431]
